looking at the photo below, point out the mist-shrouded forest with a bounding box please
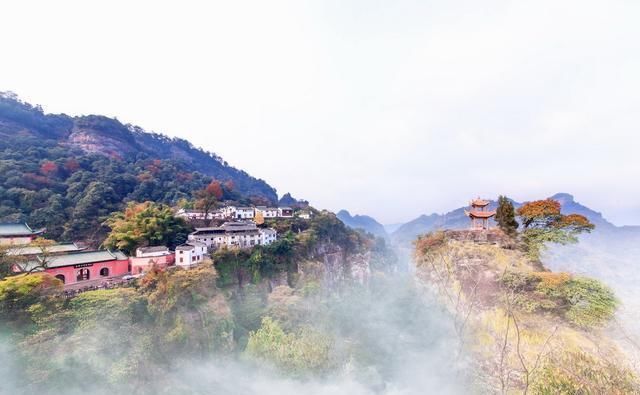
[0,97,639,394]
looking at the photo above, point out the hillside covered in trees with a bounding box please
[0,93,277,243]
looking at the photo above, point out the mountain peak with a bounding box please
[550,193,575,204]
[336,210,388,239]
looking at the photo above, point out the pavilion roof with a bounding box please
[466,210,496,219]
[470,199,490,207]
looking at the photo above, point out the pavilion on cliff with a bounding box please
[464,198,496,230]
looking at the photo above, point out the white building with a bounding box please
[278,207,294,218]
[175,208,224,221]
[297,211,312,219]
[136,246,171,258]
[255,206,279,218]
[260,228,277,245]
[188,222,277,250]
[221,206,237,218]
[175,241,206,267]
[235,207,255,219]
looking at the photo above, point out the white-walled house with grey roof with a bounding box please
[175,242,206,267]
[188,221,277,250]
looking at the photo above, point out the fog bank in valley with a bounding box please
[0,275,468,395]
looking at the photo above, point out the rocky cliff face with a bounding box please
[297,242,372,290]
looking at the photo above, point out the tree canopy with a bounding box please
[103,201,191,254]
[495,195,518,236]
[517,199,594,259]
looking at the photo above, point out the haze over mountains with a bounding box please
[339,193,637,250]
[336,210,388,240]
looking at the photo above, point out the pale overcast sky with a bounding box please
[1,1,639,225]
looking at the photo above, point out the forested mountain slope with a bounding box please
[0,92,277,242]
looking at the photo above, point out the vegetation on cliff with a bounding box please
[413,226,635,393]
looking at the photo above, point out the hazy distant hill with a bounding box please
[0,92,277,201]
[337,210,388,239]
[391,193,621,246]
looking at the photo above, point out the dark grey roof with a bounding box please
[8,243,84,256]
[138,246,169,253]
[0,223,45,237]
[21,250,127,270]
[176,242,205,251]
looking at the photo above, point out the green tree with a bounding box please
[103,201,191,254]
[0,246,12,280]
[495,195,518,236]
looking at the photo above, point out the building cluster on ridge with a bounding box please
[0,202,313,291]
[175,205,312,221]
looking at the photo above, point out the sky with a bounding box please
[0,0,639,225]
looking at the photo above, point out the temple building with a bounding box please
[16,250,130,285]
[0,223,46,245]
[465,198,496,230]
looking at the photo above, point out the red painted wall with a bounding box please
[129,254,175,274]
[44,259,130,285]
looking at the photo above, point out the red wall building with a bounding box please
[129,253,175,274]
[41,250,130,285]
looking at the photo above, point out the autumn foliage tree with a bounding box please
[517,199,594,260]
[40,160,58,176]
[195,180,223,226]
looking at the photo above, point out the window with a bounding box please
[55,274,65,284]
[180,258,183,263]
[100,267,109,277]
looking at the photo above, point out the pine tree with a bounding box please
[495,195,519,236]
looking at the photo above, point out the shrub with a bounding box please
[563,277,618,327]
[531,352,638,394]
[246,316,332,376]
[0,273,62,326]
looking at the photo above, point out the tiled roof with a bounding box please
[470,199,490,207]
[35,250,127,269]
[176,242,205,250]
[7,243,84,256]
[138,246,169,254]
[466,210,496,219]
[0,223,45,237]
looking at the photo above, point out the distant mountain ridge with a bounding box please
[0,92,277,201]
[391,193,620,245]
[336,210,388,239]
